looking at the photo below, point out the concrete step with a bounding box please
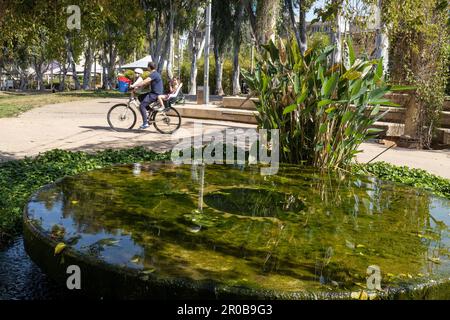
[436,128,450,145]
[376,108,449,127]
[176,104,258,124]
[444,98,450,112]
[370,122,449,145]
[372,121,405,137]
[378,106,405,124]
[222,96,257,110]
[440,111,450,128]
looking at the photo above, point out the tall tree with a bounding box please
[246,0,282,48]
[188,8,205,95]
[212,0,233,95]
[285,0,312,55]
[232,1,246,95]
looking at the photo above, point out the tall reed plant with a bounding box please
[242,38,404,169]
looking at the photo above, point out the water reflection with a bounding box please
[26,163,450,292]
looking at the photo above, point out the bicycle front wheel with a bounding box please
[107,104,137,131]
[152,107,182,134]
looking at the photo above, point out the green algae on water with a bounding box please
[25,162,450,297]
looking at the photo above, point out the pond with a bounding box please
[22,162,450,299]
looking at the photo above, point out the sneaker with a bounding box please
[139,124,150,130]
[152,104,165,111]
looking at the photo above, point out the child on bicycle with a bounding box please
[130,68,144,99]
[157,77,180,109]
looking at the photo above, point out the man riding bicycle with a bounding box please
[130,61,164,129]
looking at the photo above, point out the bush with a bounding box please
[242,37,404,169]
[123,69,135,81]
[0,148,170,245]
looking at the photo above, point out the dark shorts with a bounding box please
[138,92,159,108]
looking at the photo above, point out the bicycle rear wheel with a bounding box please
[152,106,182,134]
[107,104,137,131]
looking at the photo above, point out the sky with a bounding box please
[305,0,326,22]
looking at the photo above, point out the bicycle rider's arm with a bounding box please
[134,77,152,89]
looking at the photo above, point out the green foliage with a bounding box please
[242,37,398,169]
[355,162,450,199]
[123,70,136,81]
[446,44,450,95]
[385,0,449,147]
[0,148,170,244]
[308,32,331,51]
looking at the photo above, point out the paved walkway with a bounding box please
[0,98,449,178]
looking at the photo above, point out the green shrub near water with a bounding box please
[0,148,170,245]
[354,161,450,199]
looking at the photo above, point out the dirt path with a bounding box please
[1,98,449,178]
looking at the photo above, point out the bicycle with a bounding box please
[107,91,182,134]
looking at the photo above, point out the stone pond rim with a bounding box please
[23,162,450,299]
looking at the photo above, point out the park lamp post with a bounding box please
[204,0,212,105]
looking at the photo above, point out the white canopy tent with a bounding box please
[120,55,153,69]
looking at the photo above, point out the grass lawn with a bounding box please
[0,90,124,118]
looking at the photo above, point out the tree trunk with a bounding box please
[102,45,109,90]
[102,40,117,90]
[254,0,281,47]
[33,59,44,91]
[189,32,198,95]
[109,46,117,89]
[214,46,224,95]
[373,0,389,75]
[286,0,301,50]
[331,0,343,64]
[82,41,93,90]
[196,35,206,61]
[232,1,245,95]
[19,71,28,90]
[59,61,68,91]
[65,37,81,90]
[298,0,307,54]
[153,13,167,66]
[232,44,240,95]
[166,0,175,79]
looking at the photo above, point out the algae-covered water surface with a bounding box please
[25,163,450,298]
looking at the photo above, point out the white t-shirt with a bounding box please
[131,76,143,88]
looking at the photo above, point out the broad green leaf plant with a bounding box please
[243,37,403,169]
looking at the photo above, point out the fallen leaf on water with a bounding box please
[131,257,140,263]
[345,240,355,249]
[71,200,79,205]
[142,268,156,274]
[359,291,368,300]
[356,244,366,248]
[351,290,368,300]
[54,243,66,255]
[368,292,378,300]
[428,257,441,264]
